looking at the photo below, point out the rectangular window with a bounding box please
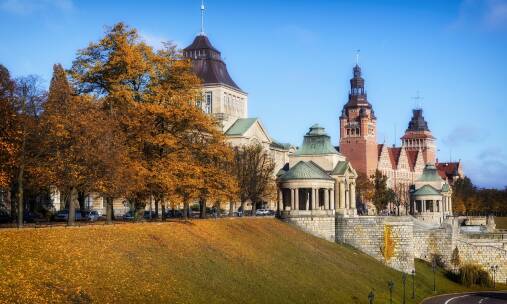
[204,91,212,114]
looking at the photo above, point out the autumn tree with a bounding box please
[371,170,390,214]
[69,22,235,222]
[0,65,17,194]
[11,75,46,226]
[232,144,276,215]
[355,172,374,214]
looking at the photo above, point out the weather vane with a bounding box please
[411,90,424,109]
[200,0,206,35]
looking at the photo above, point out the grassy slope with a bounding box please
[0,218,490,304]
[495,217,507,229]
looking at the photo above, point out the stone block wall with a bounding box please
[335,216,415,273]
[287,211,335,242]
[413,227,454,267]
[456,239,507,283]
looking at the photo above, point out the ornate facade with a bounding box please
[277,125,358,216]
[338,64,463,213]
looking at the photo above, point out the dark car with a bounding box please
[23,211,45,223]
[54,210,69,221]
[122,211,135,221]
[143,211,157,219]
[0,211,11,223]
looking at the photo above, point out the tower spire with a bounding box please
[200,0,206,35]
[411,90,423,109]
[356,49,360,65]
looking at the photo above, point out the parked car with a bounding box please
[23,211,45,223]
[0,211,11,223]
[54,210,69,221]
[122,211,135,221]
[143,211,157,219]
[86,211,100,222]
[255,209,271,216]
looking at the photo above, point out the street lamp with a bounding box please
[411,269,416,300]
[490,265,498,288]
[388,280,394,304]
[432,260,437,293]
[368,289,375,304]
[402,272,407,304]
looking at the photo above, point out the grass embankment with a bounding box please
[495,217,507,229]
[0,218,489,304]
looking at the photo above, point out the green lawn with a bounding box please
[0,218,498,303]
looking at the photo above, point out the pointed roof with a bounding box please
[183,35,243,92]
[295,124,340,156]
[279,161,333,181]
[413,184,441,196]
[406,150,419,171]
[225,118,258,136]
[387,147,402,170]
[406,109,430,132]
[343,64,372,110]
[417,163,444,182]
[331,160,356,176]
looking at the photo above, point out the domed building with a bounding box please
[409,163,453,224]
[277,124,358,217]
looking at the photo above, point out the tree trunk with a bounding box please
[183,202,189,220]
[240,201,245,217]
[215,201,221,218]
[161,202,166,221]
[17,164,24,227]
[68,188,77,226]
[252,200,257,217]
[229,201,234,217]
[106,197,113,224]
[199,199,206,219]
[154,196,159,219]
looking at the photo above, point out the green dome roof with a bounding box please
[279,161,332,181]
[417,163,443,182]
[294,124,339,156]
[413,185,441,196]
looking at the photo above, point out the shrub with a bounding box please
[458,263,493,287]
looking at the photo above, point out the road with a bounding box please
[422,292,507,304]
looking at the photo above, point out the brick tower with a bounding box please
[339,64,378,177]
[400,108,436,164]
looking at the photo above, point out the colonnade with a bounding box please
[412,197,452,214]
[278,180,356,212]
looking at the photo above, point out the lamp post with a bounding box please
[432,260,437,293]
[402,273,407,304]
[388,280,394,304]
[490,265,498,288]
[368,289,375,304]
[411,269,416,300]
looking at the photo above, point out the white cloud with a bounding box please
[442,125,486,146]
[0,0,73,15]
[449,0,507,31]
[139,32,168,50]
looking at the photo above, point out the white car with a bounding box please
[255,209,270,216]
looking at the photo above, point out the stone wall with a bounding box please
[456,239,507,283]
[413,226,454,267]
[335,216,415,273]
[286,210,335,242]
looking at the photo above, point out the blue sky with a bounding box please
[1,0,506,188]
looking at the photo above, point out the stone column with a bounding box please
[422,200,426,213]
[294,188,299,211]
[324,189,329,210]
[339,182,345,209]
[315,188,320,209]
[305,190,309,210]
[311,188,316,210]
[290,188,295,210]
[350,183,356,209]
[278,189,283,211]
[330,189,335,210]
